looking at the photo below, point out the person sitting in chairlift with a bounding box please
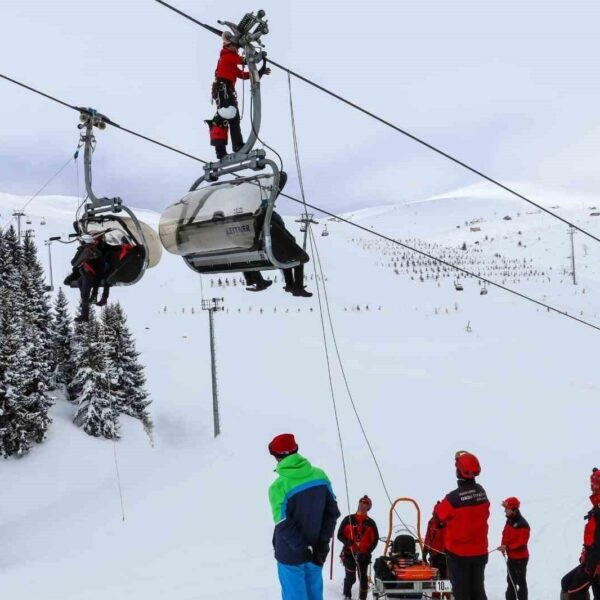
[207,30,271,160]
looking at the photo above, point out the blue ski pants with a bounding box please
[277,561,324,600]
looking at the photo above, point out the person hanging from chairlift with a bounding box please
[69,234,107,323]
[337,495,379,600]
[206,30,271,160]
[244,172,312,297]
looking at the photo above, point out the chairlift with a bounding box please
[40,217,46,226]
[159,10,307,277]
[73,109,161,285]
[25,218,32,225]
[480,286,488,295]
[159,172,308,274]
[321,225,329,237]
[454,280,464,291]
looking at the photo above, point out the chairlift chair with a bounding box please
[73,109,161,286]
[321,225,329,237]
[159,173,308,275]
[40,217,46,226]
[480,286,488,295]
[454,280,464,291]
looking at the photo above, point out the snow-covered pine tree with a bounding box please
[0,226,41,456]
[70,309,120,439]
[102,303,153,440]
[17,233,54,438]
[50,287,75,387]
[67,301,90,401]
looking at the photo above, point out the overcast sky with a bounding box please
[1,0,600,217]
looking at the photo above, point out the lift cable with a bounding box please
[2,71,600,334]
[153,0,600,246]
[288,75,420,537]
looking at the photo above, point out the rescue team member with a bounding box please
[561,468,600,599]
[337,495,379,600]
[498,497,530,600]
[434,450,490,600]
[208,31,271,159]
[268,433,340,600]
[423,502,448,578]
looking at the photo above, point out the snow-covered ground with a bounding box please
[2,182,599,599]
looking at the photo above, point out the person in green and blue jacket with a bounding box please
[268,433,340,600]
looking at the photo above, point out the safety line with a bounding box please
[2,71,600,333]
[152,0,600,246]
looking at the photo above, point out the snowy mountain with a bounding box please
[2,183,599,599]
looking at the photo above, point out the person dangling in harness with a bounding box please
[206,30,271,160]
[70,234,106,323]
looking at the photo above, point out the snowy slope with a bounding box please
[1,184,599,600]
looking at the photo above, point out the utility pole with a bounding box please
[569,226,577,285]
[201,297,224,437]
[45,236,61,292]
[295,212,318,249]
[12,211,25,243]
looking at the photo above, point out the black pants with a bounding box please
[446,552,487,600]
[505,558,528,600]
[283,264,304,290]
[562,565,600,599]
[342,551,370,600]
[78,274,97,320]
[430,552,448,579]
[215,80,243,152]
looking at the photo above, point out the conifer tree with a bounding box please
[102,303,153,439]
[51,287,75,386]
[71,309,120,439]
[0,226,43,456]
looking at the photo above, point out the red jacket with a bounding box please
[215,47,250,86]
[434,480,490,557]
[424,511,446,555]
[581,494,600,574]
[501,511,530,559]
[337,513,379,556]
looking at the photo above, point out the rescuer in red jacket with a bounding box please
[498,497,530,600]
[561,469,600,600]
[423,502,448,578]
[337,495,379,600]
[434,450,490,600]
[208,31,271,159]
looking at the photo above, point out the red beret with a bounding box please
[268,433,298,458]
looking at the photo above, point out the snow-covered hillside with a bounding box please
[2,183,599,600]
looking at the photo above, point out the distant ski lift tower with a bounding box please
[202,297,224,437]
[12,211,25,243]
[569,226,577,285]
[295,213,318,249]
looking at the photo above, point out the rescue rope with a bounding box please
[3,72,600,334]
[153,0,600,247]
[502,552,520,599]
[100,312,126,521]
[20,151,79,213]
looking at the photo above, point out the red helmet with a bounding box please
[591,468,600,493]
[502,497,520,510]
[455,450,481,479]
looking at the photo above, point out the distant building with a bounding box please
[503,215,512,221]
[470,226,481,232]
